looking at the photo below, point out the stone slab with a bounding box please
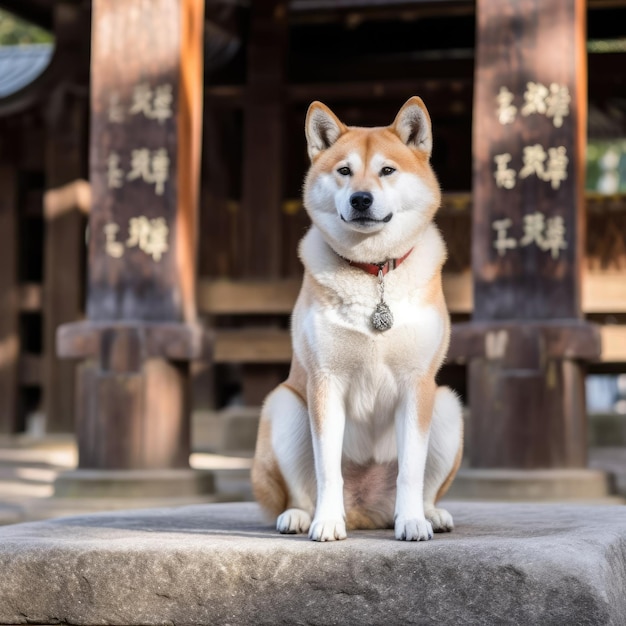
[219,406,261,453]
[447,468,615,501]
[0,494,238,526]
[53,468,216,498]
[0,504,21,526]
[590,446,626,497]
[0,502,625,625]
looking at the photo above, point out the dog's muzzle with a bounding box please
[341,191,393,226]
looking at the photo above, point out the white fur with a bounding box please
[304,160,437,262]
[293,225,453,541]
[256,99,463,542]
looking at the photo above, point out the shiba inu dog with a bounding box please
[252,97,463,542]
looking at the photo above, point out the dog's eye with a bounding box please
[337,166,352,176]
[380,166,396,177]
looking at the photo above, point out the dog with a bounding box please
[251,96,463,542]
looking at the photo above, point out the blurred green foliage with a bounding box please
[587,140,626,194]
[0,9,53,45]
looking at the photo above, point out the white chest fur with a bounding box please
[293,226,448,464]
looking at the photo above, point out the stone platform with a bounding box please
[1,502,625,625]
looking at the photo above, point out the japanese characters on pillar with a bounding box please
[54,0,207,480]
[449,0,603,473]
[89,0,185,322]
[472,0,587,320]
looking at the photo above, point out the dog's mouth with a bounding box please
[341,213,393,226]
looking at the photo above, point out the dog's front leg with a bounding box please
[394,378,436,541]
[308,375,347,541]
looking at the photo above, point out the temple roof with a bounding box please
[0,44,53,99]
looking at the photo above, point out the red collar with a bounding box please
[347,248,413,277]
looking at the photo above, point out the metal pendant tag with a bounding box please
[371,301,394,331]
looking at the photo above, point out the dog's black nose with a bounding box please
[350,191,373,212]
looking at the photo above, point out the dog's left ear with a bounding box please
[305,101,346,161]
[391,96,433,157]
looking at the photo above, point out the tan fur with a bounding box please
[435,423,464,503]
[284,352,308,400]
[253,97,464,541]
[281,381,305,406]
[343,461,396,529]
[251,418,288,520]
[417,378,437,436]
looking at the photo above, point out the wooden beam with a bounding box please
[197,269,626,317]
[289,0,476,20]
[43,179,91,219]
[198,279,301,315]
[209,323,626,365]
[288,79,471,104]
[600,325,626,362]
[442,271,472,314]
[449,269,626,315]
[19,284,43,313]
[582,271,626,313]
[214,328,292,363]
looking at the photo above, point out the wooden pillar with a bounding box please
[0,164,20,433]
[238,0,289,406]
[451,0,601,472]
[55,0,212,496]
[42,2,91,433]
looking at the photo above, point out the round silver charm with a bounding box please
[371,301,394,331]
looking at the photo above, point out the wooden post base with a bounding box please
[55,321,214,495]
[450,321,601,469]
[74,357,192,470]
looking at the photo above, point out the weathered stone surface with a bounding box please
[0,501,625,625]
[447,468,615,500]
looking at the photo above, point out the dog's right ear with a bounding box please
[305,101,346,161]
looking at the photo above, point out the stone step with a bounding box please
[447,467,618,501]
[196,409,626,455]
[0,501,624,625]
[0,432,624,528]
[588,412,626,446]
[589,446,626,496]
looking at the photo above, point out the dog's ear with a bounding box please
[305,101,346,161]
[391,96,433,157]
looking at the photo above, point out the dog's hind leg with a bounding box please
[252,384,316,534]
[422,386,464,532]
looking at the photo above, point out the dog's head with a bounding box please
[303,97,441,262]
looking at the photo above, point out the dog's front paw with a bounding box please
[277,508,312,534]
[308,518,347,542]
[395,517,433,541]
[425,507,454,532]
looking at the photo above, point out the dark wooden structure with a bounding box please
[0,1,90,435]
[0,1,624,485]
[450,0,602,469]
[53,0,212,494]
